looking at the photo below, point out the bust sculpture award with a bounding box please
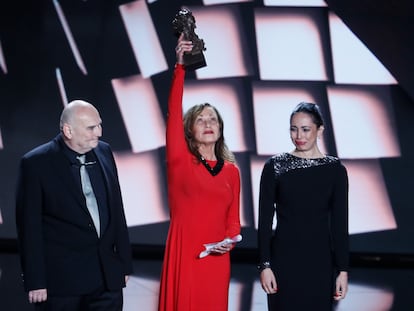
[172,7,207,70]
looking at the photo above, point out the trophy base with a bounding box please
[184,51,207,71]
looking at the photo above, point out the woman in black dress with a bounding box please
[257,102,349,310]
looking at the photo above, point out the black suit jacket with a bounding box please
[15,134,133,295]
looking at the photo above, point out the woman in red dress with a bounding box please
[158,35,241,311]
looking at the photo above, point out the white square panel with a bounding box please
[255,9,328,81]
[328,86,401,159]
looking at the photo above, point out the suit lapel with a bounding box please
[93,146,113,200]
[49,138,88,210]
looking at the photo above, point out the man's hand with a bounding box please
[28,288,47,303]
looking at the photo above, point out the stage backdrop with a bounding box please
[0,0,413,255]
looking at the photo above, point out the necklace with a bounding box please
[199,156,224,176]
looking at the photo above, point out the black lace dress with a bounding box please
[258,153,349,310]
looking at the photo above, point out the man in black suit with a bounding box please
[15,100,133,310]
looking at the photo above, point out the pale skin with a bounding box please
[289,111,325,159]
[27,100,129,304]
[175,34,233,255]
[260,111,348,300]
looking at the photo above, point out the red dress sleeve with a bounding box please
[225,164,241,238]
[166,64,188,164]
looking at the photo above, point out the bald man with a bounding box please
[16,100,133,311]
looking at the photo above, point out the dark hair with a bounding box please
[290,102,324,128]
[183,103,235,163]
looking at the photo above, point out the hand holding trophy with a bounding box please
[172,7,207,70]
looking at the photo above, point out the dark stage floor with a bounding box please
[1,251,413,310]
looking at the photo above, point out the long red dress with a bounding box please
[158,64,241,311]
